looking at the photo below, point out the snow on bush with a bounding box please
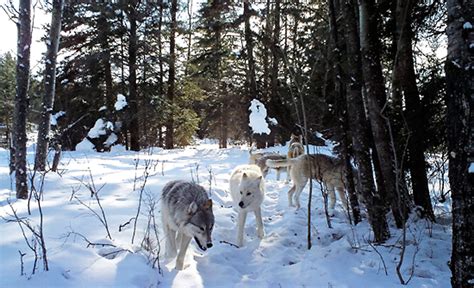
[88,119,113,139]
[249,99,271,135]
[104,133,118,147]
[50,111,65,126]
[115,94,128,111]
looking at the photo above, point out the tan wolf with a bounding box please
[266,154,351,212]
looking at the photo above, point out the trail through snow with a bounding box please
[0,141,452,287]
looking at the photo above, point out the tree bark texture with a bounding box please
[13,0,32,199]
[338,0,391,239]
[358,0,406,228]
[445,0,474,286]
[166,0,177,149]
[393,0,434,220]
[127,3,140,151]
[34,0,64,171]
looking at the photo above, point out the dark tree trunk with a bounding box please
[327,0,359,224]
[393,0,434,220]
[244,0,260,145]
[338,0,390,239]
[98,6,114,112]
[127,4,140,151]
[158,0,164,148]
[165,0,177,149]
[13,0,32,199]
[446,0,474,286]
[358,0,407,228]
[34,0,64,171]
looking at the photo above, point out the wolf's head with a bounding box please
[238,173,263,209]
[183,199,214,251]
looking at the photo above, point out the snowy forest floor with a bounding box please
[0,140,452,287]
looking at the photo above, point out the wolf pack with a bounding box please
[161,133,358,270]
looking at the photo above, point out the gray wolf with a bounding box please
[266,154,351,212]
[229,165,265,247]
[161,180,214,270]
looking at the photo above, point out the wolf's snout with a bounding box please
[239,201,244,208]
[207,243,213,248]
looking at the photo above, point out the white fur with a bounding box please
[229,165,265,247]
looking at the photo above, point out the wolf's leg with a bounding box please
[254,207,264,239]
[285,166,290,183]
[175,235,192,270]
[288,185,296,207]
[164,225,177,258]
[294,184,306,209]
[327,184,336,214]
[336,187,348,211]
[237,211,248,247]
[276,168,281,181]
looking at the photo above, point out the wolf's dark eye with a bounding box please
[200,227,205,232]
[247,192,251,196]
[240,191,243,195]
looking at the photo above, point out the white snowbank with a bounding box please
[75,138,94,151]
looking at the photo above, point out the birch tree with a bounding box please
[13,0,32,199]
[34,0,64,171]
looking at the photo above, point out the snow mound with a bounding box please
[115,94,128,111]
[249,99,271,135]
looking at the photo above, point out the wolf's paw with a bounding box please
[257,230,265,239]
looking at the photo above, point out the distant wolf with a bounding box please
[161,180,214,270]
[255,153,287,180]
[286,137,305,182]
[266,154,352,212]
[229,165,265,247]
[249,145,287,180]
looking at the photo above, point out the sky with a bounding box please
[0,0,50,70]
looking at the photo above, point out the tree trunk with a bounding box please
[393,0,434,220]
[338,0,390,239]
[98,6,114,112]
[445,0,474,286]
[158,0,164,148]
[358,0,406,228]
[165,0,177,149]
[13,0,32,199]
[34,0,64,171]
[127,4,140,151]
[244,0,260,145]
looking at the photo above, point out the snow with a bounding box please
[115,94,128,111]
[50,111,66,126]
[87,119,111,139]
[104,133,118,147]
[463,22,472,29]
[99,106,107,112]
[469,163,474,173]
[75,138,94,151]
[0,141,452,287]
[249,99,271,135]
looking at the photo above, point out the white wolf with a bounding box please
[229,165,265,247]
[266,154,352,212]
[161,180,214,270]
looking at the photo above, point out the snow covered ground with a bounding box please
[0,140,452,287]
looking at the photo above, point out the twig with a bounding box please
[119,217,135,232]
[366,238,388,276]
[219,240,239,248]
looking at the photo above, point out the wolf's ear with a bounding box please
[242,173,248,179]
[188,202,198,214]
[202,199,212,210]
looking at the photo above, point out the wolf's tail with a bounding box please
[266,158,297,168]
